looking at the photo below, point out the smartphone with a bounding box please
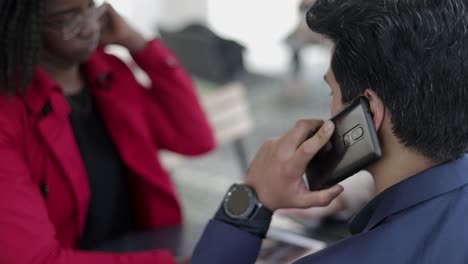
[305,97,381,191]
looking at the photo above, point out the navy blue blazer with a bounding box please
[192,155,468,264]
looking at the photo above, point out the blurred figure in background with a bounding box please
[285,0,332,100]
[286,0,332,49]
[0,0,215,263]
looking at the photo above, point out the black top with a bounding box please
[66,85,134,250]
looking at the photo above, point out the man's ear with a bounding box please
[364,89,385,130]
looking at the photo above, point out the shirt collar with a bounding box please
[349,155,468,235]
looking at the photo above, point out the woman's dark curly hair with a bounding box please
[0,0,44,93]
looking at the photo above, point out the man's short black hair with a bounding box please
[307,0,468,163]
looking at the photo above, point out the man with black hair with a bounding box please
[191,0,468,263]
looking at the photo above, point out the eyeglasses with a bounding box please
[44,3,107,41]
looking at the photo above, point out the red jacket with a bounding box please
[0,40,216,264]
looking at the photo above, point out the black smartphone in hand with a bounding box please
[305,97,381,191]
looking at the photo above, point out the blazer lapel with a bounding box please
[88,72,179,205]
[91,86,170,189]
[83,50,172,190]
[26,70,91,237]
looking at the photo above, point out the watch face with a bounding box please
[227,187,252,216]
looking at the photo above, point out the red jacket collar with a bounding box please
[23,49,113,117]
[82,48,114,89]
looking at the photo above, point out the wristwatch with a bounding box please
[215,184,273,238]
[223,184,263,220]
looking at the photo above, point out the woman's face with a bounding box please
[41,0,104,65]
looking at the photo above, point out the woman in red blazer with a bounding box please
[0,0,215,263]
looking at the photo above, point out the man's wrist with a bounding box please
[214,184,273,238]
[245,180,277,211]
[214,203,273,238]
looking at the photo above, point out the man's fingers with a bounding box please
[293,120,335,169]
[280,119,324,154]
[297,185,344,208]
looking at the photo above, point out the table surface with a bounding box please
[96,221,205,257]
[96,218,350,258]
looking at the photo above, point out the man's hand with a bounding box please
[245,120,344,211]
[99,4,148,53]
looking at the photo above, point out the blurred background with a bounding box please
[108,0,330,73]
[106,0,335,231]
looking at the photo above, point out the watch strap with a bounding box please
[214,199,273,238]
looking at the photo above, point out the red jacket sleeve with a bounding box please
[0,107,176,264]
[130,40,217,155]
